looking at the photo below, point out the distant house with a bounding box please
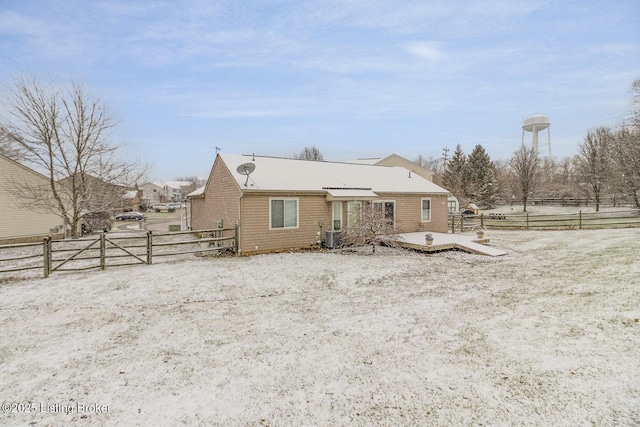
[164,181,194,201]
[349,154,436,182]
[121,190,143,212]
[140,182,168,204]
[190,153,451,254]
[0,153,64,243]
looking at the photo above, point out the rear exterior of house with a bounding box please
[191,154,450,254]
[0,154,64,244]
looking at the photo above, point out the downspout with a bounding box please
[237,194,243,255]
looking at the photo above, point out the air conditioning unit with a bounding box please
[324,230,342,249]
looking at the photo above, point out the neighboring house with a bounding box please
[349,154,436,182]
[0,153,64,243]
[140,182,168,204]
[190,153,451,254]
[142,181,198,204]
[121,190,142,212]
[164,181,194,201]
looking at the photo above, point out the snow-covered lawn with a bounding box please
[1,229,639,426]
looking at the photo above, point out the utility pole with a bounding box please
[442,147,450,172]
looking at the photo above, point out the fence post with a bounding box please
[460,215,464,233]
[43,237,50,278]
[100,233,106,271]
[526,213,529,230]
[579,211,582,230]
[147,230,153,265]
[451,215,455,233]
[480,213,484,228]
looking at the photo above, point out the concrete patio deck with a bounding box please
[396,231,508,257]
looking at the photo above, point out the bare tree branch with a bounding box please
[0,76,148,237]
[341,202,401,253]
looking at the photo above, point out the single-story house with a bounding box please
[190,153,451,254]
[0,153,65,243]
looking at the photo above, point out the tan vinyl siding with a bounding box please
[191,159,242,231]
[364,193,449,234]
[238,192,448,253]
[240,193,330,254]
[0,155,64,243]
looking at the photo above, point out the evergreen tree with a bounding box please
[442,144,467,202]
[466,145,496,207]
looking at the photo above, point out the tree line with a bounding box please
[437,78,640,212]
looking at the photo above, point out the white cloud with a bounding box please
[404,41,445,62]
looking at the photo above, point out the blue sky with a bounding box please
[1,0,638,181]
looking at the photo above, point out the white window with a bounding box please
[373,201,395,226]
[448,200,457,214]
[347,201,361,226]
[332,202,343,230]
[421,198,431,222]
[270,198,298,229]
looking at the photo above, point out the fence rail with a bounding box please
[0,227,237,279]
[449,209,640,232]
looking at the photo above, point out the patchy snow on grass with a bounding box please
[0,229,639,426]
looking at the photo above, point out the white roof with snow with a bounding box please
[218,154,450,195]
[187,186,205,197]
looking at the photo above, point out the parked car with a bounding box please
[168,202,182,211]
[153,203,176,213]
[461,209,476,217]
[115,211,146,221]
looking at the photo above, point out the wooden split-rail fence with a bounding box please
[449,209,640,233]
[0,227,237,279]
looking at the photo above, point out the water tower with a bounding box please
[522,114,551,157]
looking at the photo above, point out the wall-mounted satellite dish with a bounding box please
[236,163,255,187]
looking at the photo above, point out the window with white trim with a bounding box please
[347,201,361,226]
[332,202,343,230]
[270,198,298,229]
[373,200,395,226]
[421,198,431,222]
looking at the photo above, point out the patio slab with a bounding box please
[396,232,508,257]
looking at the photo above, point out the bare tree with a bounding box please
[293,146,324,161]
[0,76,147,237]
[341,202,400,253]
[576,127,613,212]
[0,128,25,161]
[509,146,540,212]
[608,78,640,208]
[414,154,442,173]
[610,126,640,207]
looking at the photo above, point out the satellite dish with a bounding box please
[236,163,255,186]
[236,163,255,175]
